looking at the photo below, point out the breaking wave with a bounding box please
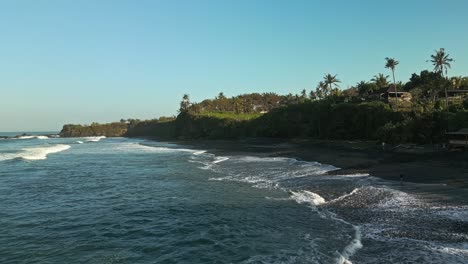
[116,143,201,154]
[290,190,326,206]
[10,135,49,140]
[80,140,468,263]
[189,152,362,263]
[186,149,468,263]
[0,144,71,161]
[213,156,229,163]
[84,136,106,142]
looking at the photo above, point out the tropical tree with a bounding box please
[385,57,400,110]
[315,86,324,99]
[371,73,390,90]
[217,92,226,100]
[341,87,358,102]
[179,94,191,113]
[309,90,317,100]
[430,48,453,77]
[356,81,377,97]
[404,70,451,102]
[323,74,340,96]
[300,89,307,102]
[316,81,328,98]
[429,48,453,107]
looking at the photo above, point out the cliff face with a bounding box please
[59,101,468,143]
[59,123,128,137]
[125,120,175,139]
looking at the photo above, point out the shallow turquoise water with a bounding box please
[1,136,467,263]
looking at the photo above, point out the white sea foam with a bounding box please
[288,189,363,264]
[336,225,363,264]
[16,135,35,139]
[432,243,468,258]
[85,136,106,142]
[76,141,84,144]
[326,186,420,210]
[0,153,17,161]
[331,173,370,178]
[290,190,326,206]
[193,150,207,155]
[237,156,292,163]
[213,156,229,164]
[21,144,71,160]
[0,144,70,161]
[114,143,202,154]
[328,188,361,204]
[191,151,468,264]
[11,135,49,140]
[431,206,468,222]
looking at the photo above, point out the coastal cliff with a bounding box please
[60,123,128,137]
[59,100,468,144]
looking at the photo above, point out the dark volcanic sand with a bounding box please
[159,138,468,189]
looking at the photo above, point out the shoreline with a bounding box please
[147,137,468,189]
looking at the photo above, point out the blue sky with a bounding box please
[1,0,467,131]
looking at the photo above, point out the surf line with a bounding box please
[290,190,363,264]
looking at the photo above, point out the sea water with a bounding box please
[0,136,467,263]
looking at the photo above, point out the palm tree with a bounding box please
[323,74,340,96]
[316,81,328,98]
[356,81,372,97]
[309,90,317,100]
[371,73,390,89]
[179,94,191,113]
[430,48,453,77]
[385,57,399,110]
[300,89,307,102]
[315,86,324,99]
[429,48,453,107]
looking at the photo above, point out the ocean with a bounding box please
[0,136,467,263]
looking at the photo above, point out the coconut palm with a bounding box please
[429,48,453,107]
[371,73,390,89]
[430,48,453,77]
[316,81,328,98]
[385,57,399,110]
[323,74,340,96]
[300,89,307,102]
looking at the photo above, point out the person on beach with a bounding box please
[400,174,404,185]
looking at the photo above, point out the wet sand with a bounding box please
[159,138,468,189]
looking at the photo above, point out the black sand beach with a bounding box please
[164,138,468,189]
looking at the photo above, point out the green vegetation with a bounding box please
[196,112,263,121]
[60,122,128,137]
[60,47,468,145]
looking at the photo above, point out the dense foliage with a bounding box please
[60,122,128,137]
[189,92,299,114]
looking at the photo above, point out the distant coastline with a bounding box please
[56,120,468,189]
[55,85,468,189]
[0,132,59,139]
